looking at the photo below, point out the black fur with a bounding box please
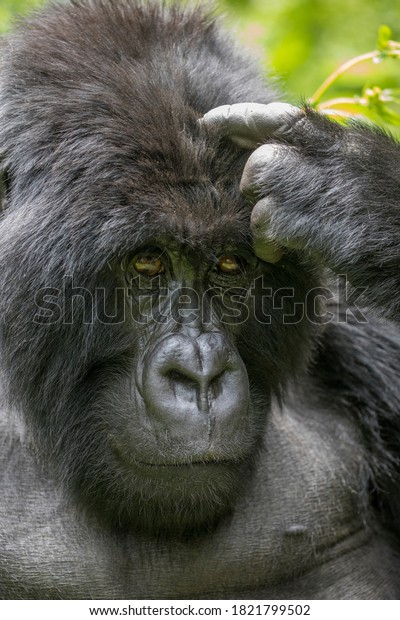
[0,0,399,600]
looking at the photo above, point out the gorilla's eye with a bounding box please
[132,253,165,277]
[217,255,244,276]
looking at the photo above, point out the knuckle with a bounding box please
[240,144,299,192]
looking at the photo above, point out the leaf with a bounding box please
[377,25,392,51]
[374,105,400,126]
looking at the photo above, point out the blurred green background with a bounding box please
[1,0,400,118]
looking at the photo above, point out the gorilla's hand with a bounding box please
[202,103,400,318]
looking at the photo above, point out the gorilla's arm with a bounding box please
[203,103,400,320]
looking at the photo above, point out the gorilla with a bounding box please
[0,0,399,600]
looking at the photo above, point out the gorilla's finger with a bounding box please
[251,197,283,263]
[240,143,300,194]
[202,102,304,149]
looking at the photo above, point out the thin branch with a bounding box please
[317,97,363,110]
[309,51,379,104]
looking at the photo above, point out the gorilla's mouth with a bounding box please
[136,459,237,468]
[131,457,246,487]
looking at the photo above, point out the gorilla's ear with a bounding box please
[0,162,11,212]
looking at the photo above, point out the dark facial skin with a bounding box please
[89,240,262,534]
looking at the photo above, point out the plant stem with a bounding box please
[309,51,378,104]
[318,109,356,119]
[317,97,362,109]
[309,49,400,105]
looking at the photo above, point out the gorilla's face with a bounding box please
[0,1,323,536]
[93,238,262,533]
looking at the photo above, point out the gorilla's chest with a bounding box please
[1,402,394,599]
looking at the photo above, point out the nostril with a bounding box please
[161,364,231,405]
[162,369,199,404]
[209,370,225,385]
[165,369,198,391]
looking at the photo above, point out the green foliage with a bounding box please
[305,26,400,134]
[220,0,400,136]
[378,25,393,52]
[220,0,399,99]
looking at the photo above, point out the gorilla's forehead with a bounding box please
[127,202,252,255]
[60,101,253,253]
[102,170,253,257]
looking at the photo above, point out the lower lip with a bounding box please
[132,460,237,481]
[136,459,235,467]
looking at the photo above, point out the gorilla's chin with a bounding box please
[81,457,253,537]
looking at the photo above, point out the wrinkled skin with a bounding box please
[0,0,400,600]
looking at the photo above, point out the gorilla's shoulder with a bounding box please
[311,313,400,538]
[314,312,400,413]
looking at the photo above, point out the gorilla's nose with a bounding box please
[158,333,233,404]
[142,333,250,441]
